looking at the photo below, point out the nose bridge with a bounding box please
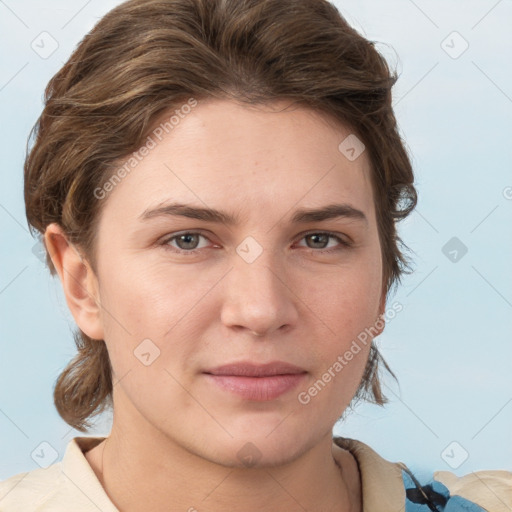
[221,237,297,335]
[236,250,281,301]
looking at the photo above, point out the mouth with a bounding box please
[202,361,307,401]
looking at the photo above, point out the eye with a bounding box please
[161,231,213,254]
[295,231,351,253]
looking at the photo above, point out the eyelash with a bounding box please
[159,230,352,255]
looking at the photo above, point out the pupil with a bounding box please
[310,234,327,248]
[180,234,197,249]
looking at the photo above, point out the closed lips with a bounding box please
[203,361,307,377]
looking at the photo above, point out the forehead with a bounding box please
[100,99,376,226]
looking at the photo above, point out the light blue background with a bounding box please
[1,0,511,483]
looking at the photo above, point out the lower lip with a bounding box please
[203,373,307,401]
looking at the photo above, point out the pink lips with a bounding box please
[203,361,307,401]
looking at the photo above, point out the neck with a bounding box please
[88,425,360,512]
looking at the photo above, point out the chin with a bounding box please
[196,425,317,469]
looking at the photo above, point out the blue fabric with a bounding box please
[402,469,488,512]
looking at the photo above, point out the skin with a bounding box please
[45,98,387,512]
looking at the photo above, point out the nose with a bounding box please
[220,252,299,338]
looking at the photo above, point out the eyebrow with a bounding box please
[138,202,368,226]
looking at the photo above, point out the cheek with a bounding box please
[97,262,220,372]
[299,252,382,402]
[99,259,209,328]
[307,256,382,341]
[296,269,379,419]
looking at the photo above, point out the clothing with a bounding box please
[0,435,510,511]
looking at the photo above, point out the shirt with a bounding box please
[0,435,510,511]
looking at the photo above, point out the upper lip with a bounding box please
[204,361,307,377]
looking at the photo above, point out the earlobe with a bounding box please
[44,223,104,341]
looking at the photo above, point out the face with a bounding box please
[72,99,386,467]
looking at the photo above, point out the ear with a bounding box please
[44,223,104,340]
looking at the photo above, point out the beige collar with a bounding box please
[64,436,118,511]
[333,436,405,511]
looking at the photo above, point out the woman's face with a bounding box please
[87,99,385,466]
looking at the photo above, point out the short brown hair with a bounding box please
[24,0,416,431]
